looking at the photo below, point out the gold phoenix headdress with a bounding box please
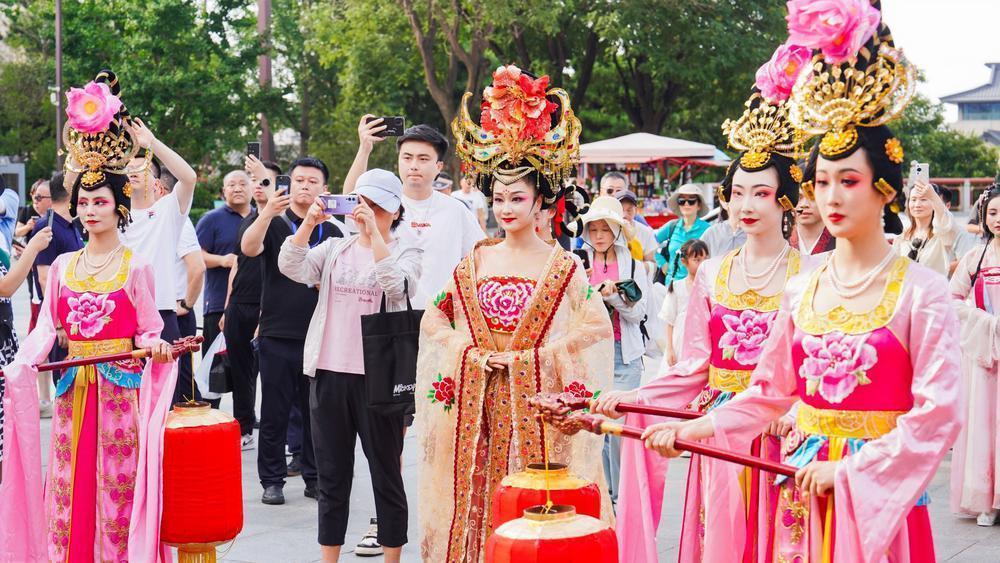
[723,92,809,172]
[452,65,582,206]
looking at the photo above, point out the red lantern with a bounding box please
[161,402,243,562]
[492,462,601,527]
[486,505,618,563]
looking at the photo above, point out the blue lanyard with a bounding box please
[287,217,324,249]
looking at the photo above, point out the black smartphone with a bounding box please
[572,249,591,270]
[275,174,291,193]
[247,141,261,159]
[366,116,405,138]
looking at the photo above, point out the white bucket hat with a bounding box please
[668,183,709,218]
[576,195,628,238]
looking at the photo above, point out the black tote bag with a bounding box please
[361,280,424,416]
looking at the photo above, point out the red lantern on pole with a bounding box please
[486,505,618,563]
[491,462,601,527]
[161,402,243,562]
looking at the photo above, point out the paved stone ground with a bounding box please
[12,264,999,562]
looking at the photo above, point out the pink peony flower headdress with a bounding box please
[451,64,582,208]
[785,0,915,160]
[63,70,148,189]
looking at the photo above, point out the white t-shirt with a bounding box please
[174,219,201,300]
[659,277,693,356]
[120,192,188,310]
[452,190,488,217]
[398,191,485,308]
[632,221,659,259]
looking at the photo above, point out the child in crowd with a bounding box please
[659,239,709,367]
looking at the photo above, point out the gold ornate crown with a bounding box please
[62,70,147,189]
[789,40,915,158]
[722,93,807,170]
[452,65,581,203]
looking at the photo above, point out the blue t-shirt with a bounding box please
[0,189,20,254]
[655,217,710,279]
[196,205,249,314]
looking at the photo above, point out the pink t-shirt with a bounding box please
[589,257,621,341]
[315,242,384,375]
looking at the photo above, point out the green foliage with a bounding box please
[894,94,999,178]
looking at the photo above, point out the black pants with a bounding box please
[162,311,197,405]
[223,303,259,435]
[311,370,407,548]
[257,336,316,488]
[201,311,224,409]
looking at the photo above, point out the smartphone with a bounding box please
[320,194,359,215]
[910,161,930,186]
[247,141,261,159]
[572,249,591,270]
[45,208,54,228]
[275,174,291,193]
[366,116,405,138]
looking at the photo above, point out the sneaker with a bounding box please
[287,455,302,477]
[304,484,318,499]
[261,485,284,505]
[977,510,998,526]
[39,400,53,419]
[356,518,382,557]
[241,434,255,451]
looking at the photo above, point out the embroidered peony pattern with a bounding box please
[434,290,455,328]
[428,374,456,412]
[477,276,534,333]
[799,332,878,403]
[719,309,776,365]
[65,292,116,338]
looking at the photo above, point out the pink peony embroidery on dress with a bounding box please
[719,309,776,365]
[477,276,534,333]
[798,332,878,403]
[65,292,116,338]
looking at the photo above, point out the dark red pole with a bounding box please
[0,336,203,379]
[562,397,700,420]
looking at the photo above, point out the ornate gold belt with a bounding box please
[796,403,905,440]
[708,365,752,393]
[67,337,133,358]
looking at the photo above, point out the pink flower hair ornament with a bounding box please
[755,41,812,103]
[785,0,881,65]
[66,81,123,135]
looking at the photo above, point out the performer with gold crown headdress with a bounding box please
[643,2,962,561]
[0,70,178,563]
[594,32,822,562]
[415,64,613,562]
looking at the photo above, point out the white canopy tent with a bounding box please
[578,132,721,164]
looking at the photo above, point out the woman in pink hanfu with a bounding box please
[0,70,177,563]
[951,186,1000,526]
[643,8,963,561]
[595,75,817,561]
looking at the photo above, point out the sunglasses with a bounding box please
[677,197,700,206]
[907,238,924,261]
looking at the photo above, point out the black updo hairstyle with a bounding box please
[969,183,1000,288]
[68,69,134,232]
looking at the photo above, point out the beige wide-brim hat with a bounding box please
[668,183,709,217]
[574,195,628,238]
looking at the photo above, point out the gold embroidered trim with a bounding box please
[708,365,752,393]
[714,248,802,312]
[795,256,909,335]
[796,403,904,440]
[67,337,133,358]
[65,248,132,294]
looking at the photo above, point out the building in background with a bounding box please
[941,62,1000,146]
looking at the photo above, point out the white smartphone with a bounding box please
[320,194,359,215]
[909,161,930,187]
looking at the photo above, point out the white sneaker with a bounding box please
[977,510,998,526]
[356,518,382,557]
[39,400,53,419]
[241,434,256,451]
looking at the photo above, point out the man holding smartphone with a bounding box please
[241,156,342,505]
[343,116,484,308]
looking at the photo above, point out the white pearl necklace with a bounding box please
[827,249,896,299]
[737,244,790,292]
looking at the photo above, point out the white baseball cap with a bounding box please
[354,168,403,213]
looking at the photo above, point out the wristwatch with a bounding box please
[178,299,192,312]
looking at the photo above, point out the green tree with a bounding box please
[894,93,999,178]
